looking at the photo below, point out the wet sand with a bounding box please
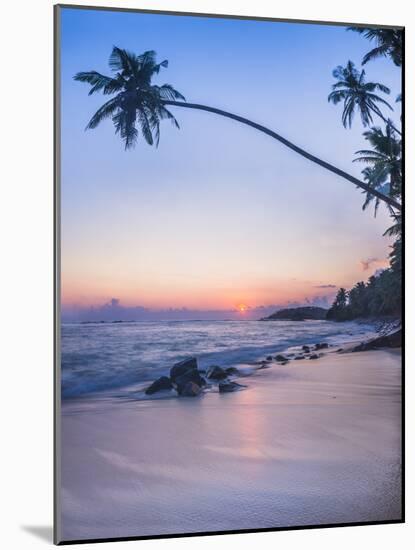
[58,349,402,542]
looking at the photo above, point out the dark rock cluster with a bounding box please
[145,358,244,397]
[352,329,401,352]
[145,340,335,398]
[269,342,331,363]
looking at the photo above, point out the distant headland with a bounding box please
[260,306,328,321]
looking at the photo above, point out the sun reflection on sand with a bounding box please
[200,390,274,466]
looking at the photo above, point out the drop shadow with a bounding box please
[21,525,53,543]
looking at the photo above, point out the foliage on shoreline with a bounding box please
[327,27,402,321]
[327,238,402,320]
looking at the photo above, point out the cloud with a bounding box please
[313,284,337,289]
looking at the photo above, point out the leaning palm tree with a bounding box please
[328,60,401,135]
[74,46,401,211]
[353,124,402,225]
[347,28,403,67]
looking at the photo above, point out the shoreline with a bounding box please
[60,344,402,541]
[61,319,389,402]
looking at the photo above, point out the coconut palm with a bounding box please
[74,47,185,149]
[348,28,403,67]
[328,61,400,135]
[353,124,402,223]
[74,46,401,211]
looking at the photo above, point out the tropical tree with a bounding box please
[326,287,349,320]
[74,48,185,149]
[328,61,401,135]
[348,281,368,317]
[74,46,401,211]
[353,124,402,218]
[389,237,402,277]
[348,28,403,67]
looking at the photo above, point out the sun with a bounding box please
[237,304,247,313]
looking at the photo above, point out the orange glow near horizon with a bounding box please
[61,232,392,311]
[61,278,338,311]
[61,250,391,312]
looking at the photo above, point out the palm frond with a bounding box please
[342,98,356,128]
[152,58,169,74]
[157,84,186,101]
[109,46,139,75]
[136,50,157,66]
[73,71,124,95]
[86,97,120,129]
[328,90,346,104]
[112,108,138,149]
[137,110,154,146]
[362,45,390,65]
[157,105,180,129]
[353,153,385,163]
[384,221,402,237]
[365,82,391,95]
[144,107,161,145]
[365,93,393,111]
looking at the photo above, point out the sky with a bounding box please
[59,7,402,321]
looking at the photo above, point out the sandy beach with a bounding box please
[59,348,402,542]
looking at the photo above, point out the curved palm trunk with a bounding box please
[163,100,402,211]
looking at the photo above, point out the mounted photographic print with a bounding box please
[54,4,404,545]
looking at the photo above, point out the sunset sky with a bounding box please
[60,7,401,319]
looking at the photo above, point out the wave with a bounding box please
[60,319,376,399]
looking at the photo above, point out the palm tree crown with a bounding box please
[348,28,403,66]
[353,123,402,219]
[74,46,185,149]
[328,60,393,129]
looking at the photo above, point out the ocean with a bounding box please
[60,319,376,399]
